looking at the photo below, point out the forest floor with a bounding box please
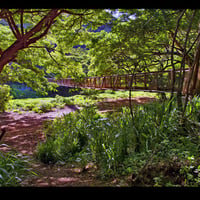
[0,97,155,187]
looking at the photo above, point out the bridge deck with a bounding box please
[48,69,189,93]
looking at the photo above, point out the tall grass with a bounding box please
[0,151,35,186]
[35,96,200,184]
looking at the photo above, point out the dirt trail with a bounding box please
[0,105,79,155]
[97,97,156,112]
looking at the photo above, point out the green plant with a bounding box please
[23,103,36,111]
[36,106,137,177]
[7,98,61,113]
[0,151,35,186]
[0,84,12,112]
[38,102,53,113]
[50,94,73,108]
[10,83,43,99]
[36,138,58,164]
[80,88,101,96]
[36,97,200,183]
[178,155,200,186]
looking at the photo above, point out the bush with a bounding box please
[8,98,61,113]
[0,84,12,112]
[37,106,99,164]
[38,102,53,113]
[36,139,58,164]
[50,95,74,108]
[80,88,101,96]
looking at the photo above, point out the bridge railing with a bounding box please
[48,68,190,92]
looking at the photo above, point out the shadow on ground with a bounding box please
[0,105,78,155]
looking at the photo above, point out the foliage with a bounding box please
[2,8,200,187]
[185,95,200,122]
[0,9,200,97]
[0,151,34,186]
[0,9,113,95]
[36,96,200,185]
[86,9,200,76]
[50,94,74,108]
[7,95,74,113]
[10,83,43,99]
[8,97,54,113]
[6,90,158,114]
[0,84,12,112]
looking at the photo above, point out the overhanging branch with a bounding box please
[5,9,21,39]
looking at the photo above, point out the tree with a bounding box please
[86,9,200,101]
[0,9,112,94]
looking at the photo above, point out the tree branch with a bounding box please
[0,8,92,74]
[20,9,24,36]
[59,9,93,16]
[5,11,20,39]
[153,51,181,56]
[24,9,60,44]
[5,9,21,39]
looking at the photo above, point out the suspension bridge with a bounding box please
[48,68,190,93]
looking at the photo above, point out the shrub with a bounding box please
[36,139,58,164]
[36,106,136,176]
[50,95,74,108]
[23,103,36,111]
[38,102,53,113]
[80,88,101,96]
[104,89,116,94]
[0,84,12,112]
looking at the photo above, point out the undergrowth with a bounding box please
[0,84,12,112]
[0,150,35,186]
[36,96,200,186]
[6,89,157,114]
[7,95,71,114]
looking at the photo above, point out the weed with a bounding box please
[0,151,35,186]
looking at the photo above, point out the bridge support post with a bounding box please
[144,73,147,89]
[155,73,158,90]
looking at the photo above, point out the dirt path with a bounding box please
[0,105,79,155]
[0,104,114,186]
[0,97,155,186]
[97,97,156,113]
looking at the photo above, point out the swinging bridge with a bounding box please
[48,68,190,93]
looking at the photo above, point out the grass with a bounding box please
[7,97,55,113]
[0,150,35,186]
[6,89,159,114]
[93,90,158,100]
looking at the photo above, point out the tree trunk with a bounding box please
[189,46,200,96]
[129,74,134,125]
[0,40,25,73]
[182,27,200,97]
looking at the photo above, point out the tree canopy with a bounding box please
[0,9,112,94]
[1,9,200,96]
